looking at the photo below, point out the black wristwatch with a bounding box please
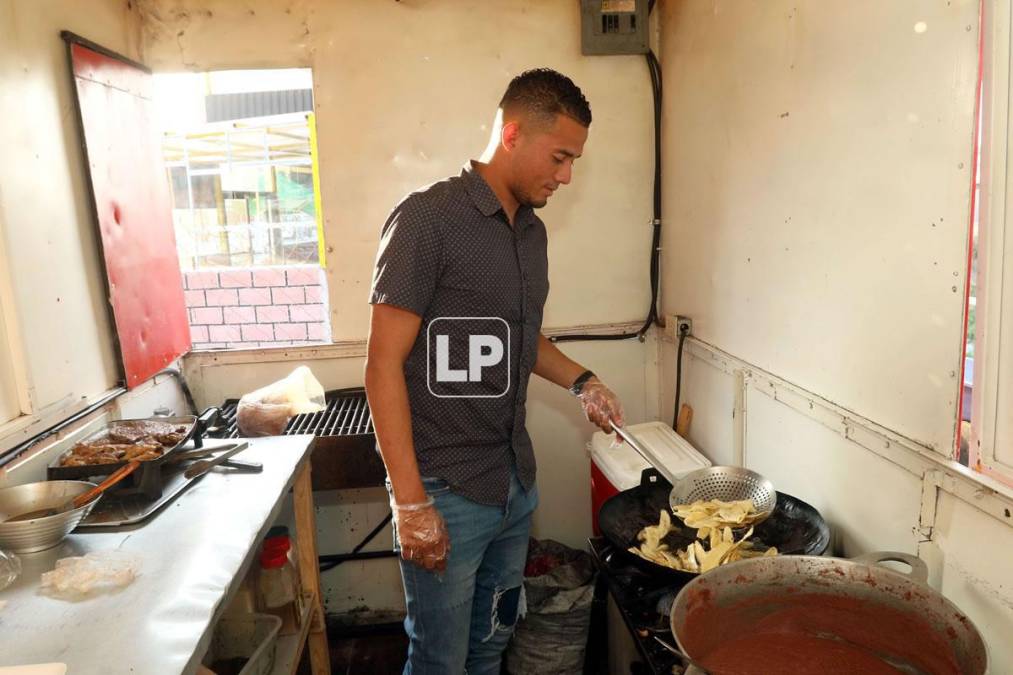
[568,370,596,396]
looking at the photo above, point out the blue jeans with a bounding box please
[390,471,539,675]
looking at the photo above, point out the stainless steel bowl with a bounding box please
[0,480,98,553]
[668,465,777,523]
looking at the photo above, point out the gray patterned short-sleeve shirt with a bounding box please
[369,162,548,506]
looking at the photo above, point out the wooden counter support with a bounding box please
[294,456,332,674]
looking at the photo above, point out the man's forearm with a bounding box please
[532,333,588,389]
[364,361,427,505]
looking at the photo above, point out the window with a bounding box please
[967,2,1013,486]
[958,93,981,467]
[153,69,330,351]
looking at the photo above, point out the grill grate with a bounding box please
[210,387,372,439]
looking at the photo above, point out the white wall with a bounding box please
[926,492,1013,669]
[0,0,141,452]
[660,0,978,455]
[658,1,1013,670]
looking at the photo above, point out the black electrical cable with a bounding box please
[550,49,663,343]
[155,367,198,415]
[319,511,395,572]
[673,326,688,430]
[319,550,398,572]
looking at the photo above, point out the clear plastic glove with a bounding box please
[391,497,450,572]
[576,378,625,433]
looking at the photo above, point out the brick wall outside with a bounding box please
[183,265,331,350]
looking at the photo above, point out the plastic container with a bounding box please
[263,532,290,557]
[257,535,300,635]
[265,529,305,608]
[588,421,711,534]
[204,613,282,675]
[258,550,296,608]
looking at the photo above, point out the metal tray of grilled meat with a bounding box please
[47,408,219,498]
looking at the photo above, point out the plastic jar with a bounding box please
[257,547,296,609]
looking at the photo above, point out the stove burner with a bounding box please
[651,588,678,623]
[589,537,691,675]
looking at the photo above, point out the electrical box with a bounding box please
[580,0,649,56]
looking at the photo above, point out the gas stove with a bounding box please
[588,536,690,675]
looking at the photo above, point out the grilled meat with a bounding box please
[58,420,188,467]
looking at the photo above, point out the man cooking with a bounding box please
[364,68,625,674]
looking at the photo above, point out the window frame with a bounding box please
[970,0,1013,486]
[0,204,35,434]
[153,68,330,353]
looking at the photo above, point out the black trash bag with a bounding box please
[505,538,596,675]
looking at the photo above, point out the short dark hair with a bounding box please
[499,68,592,128]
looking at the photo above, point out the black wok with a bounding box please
[598,468,830,581]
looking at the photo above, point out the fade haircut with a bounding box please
[499,68,592,129]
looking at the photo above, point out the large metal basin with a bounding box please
[671,551,988,674]
[0,481,98,553]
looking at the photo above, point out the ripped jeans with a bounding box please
[391,470,538,675]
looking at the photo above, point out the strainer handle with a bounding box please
[609,421,680,486]
[851,551,929,584]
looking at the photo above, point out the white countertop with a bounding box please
[0,435,315,675]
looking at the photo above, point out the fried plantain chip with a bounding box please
[628,509,778,573]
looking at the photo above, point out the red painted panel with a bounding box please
[70,43,190,387]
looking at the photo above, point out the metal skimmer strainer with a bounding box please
[668,466,777,523]
[609,422,777,523]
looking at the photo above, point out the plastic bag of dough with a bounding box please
[236,365,326,437]
[40,550,139,600]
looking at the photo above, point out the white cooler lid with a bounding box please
[589,421,711,492]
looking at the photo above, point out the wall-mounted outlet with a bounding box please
[666,314,692,340]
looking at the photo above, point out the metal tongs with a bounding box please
[167,442,261,476]
[183,441,255,479]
